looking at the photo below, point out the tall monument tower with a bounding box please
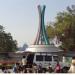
[26,5,62,53]
[34,5,50,45]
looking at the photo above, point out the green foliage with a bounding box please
[56,5,75,51]
[46,24,55,38]
[0,25,18,52]
[55,12,73,35]
[46,5,75,51]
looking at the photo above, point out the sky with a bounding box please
[0,0,75,47]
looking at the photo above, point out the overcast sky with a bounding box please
[0,0,75,47]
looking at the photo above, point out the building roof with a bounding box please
[25,44,63,53]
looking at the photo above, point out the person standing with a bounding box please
[22,56,27,66]
[47,63,53,73]
[54,61,61,73]
[68,57,75,73]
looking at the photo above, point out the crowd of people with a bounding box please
[0,56,70,73]
[12,62,69,73]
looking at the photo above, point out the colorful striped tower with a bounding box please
[25,5,63,53]
[34,5,50,45]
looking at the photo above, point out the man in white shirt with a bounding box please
[22,56,27,66]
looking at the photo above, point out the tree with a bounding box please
[0,25,18,52]
[54,5,75,51]
[46,5,75,51]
